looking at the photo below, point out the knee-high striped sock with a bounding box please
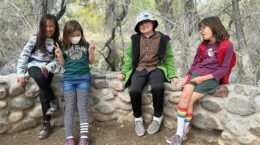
[184,112,193,133]
[80,123,89,138]
[176,106,187,137]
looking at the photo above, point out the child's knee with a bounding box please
[181,92,191,102]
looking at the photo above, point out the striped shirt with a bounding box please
[16,36,59,77]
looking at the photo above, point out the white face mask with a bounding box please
[70,36,81,44]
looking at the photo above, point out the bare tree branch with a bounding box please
[98,0,130,71]
[98,26,117,70]
[56,0,66,20]
[8,0,33,29]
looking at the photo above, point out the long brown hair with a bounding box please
[63,20,86,50]
[35,14,60,52]
[199,16,230,44]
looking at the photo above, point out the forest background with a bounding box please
[0,0,259,86]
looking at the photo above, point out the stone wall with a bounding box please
[0,72,259,145]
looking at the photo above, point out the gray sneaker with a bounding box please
[135,120,145,136]
[147,120,162,134]
[166,127,190,144]
[166,134,175,144]
[170,135,183,145]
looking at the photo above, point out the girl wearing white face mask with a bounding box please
[54,20,95,145]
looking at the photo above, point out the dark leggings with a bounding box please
[129,68,165,118]
[28,66,56,121]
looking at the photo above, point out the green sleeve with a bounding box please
[121,43,132,75]
[164,42,177,78]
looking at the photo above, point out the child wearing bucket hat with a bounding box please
[118,11,178,136]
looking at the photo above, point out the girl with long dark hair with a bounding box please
[17,14,60,140]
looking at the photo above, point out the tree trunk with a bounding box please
[184,0,200,36]
[99,0,130,71]
[32,0,67,32]
[182,0,200,76]
[232,0,256,85]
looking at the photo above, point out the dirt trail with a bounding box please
[0,121,220,145]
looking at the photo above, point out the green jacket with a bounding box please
[121,34,177,88]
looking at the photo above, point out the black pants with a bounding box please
[129,68,165,118]
[28,66,56,121]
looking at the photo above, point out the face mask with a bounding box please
[70,36,81,44]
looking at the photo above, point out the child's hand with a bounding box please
[41,66,49,78]
[190,76,204,84]
[171,78,179,85]
[54,43,62,57]
[17,77,27,86]
[117,74,125,81]
[88,41,95,54]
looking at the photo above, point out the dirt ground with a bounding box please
[0,121,220,145]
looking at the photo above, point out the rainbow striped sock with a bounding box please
[184,112,193,133]
[176,106,187,137]
[177,106,187,118]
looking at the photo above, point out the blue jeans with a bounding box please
[63,73,91,138]
[63,73,92,92]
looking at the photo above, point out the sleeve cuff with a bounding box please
[17,72,29,77]
[45,65,52,72]
[169,77,178,80]
[212,73,221,81]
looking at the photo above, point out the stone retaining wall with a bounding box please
[0,72,259,145]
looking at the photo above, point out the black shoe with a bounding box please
[46,99,60,115]
[38,121,52,140]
